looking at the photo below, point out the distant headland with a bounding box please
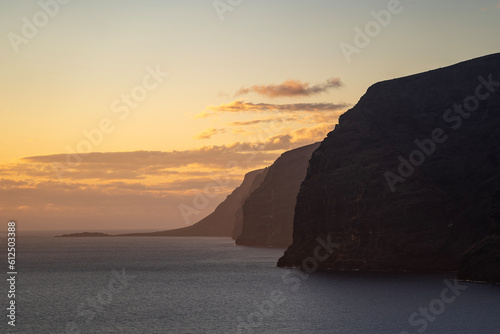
[55,232,111,238]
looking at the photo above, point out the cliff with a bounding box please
[232,169,268,239]
[278,53,500,272]
[459,191,500,283]
[122,168,267,237]
[236,143,321,247]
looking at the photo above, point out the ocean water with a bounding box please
[2,236,500,334]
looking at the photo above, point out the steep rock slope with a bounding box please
[459,191,500,283]
[123,168,267,237]
[236,143,321,247]
[278,53,500,271]
[232,169,269,239]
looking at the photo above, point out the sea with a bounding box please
[1,234,500,334]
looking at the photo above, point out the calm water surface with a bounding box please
[2,236,500,333]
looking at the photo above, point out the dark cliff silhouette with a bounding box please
[459,191,500,283]
[121,168,267,237]
[236,143,321,247]
[278,53,500,280]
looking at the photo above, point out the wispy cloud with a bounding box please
[23,147,277,170]
[226,111,345,128]
[229,117,297,127]
[1,123,333,230]
[0,142,284,230]
[235,78,342,98]
[197,100,350,118]
[18,125,332,182]
[195,128,226,140]
[259,123,333,150]
[291,123,333,142]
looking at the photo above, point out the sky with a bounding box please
[0,0,499,231]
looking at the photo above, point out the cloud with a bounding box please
[291,123,333,142]
[303,110,346,124]
[0,179,30,187]
[197,100,350,118]
[229,117,298,127]
[225,111,345,130]
[23,147,278,171]
[16,124,331,185]
[195,128,226,140]
[497,1,500,8]
[235,77,342,98]
[262,124,333,150]
[0,143,285,230]
[2,115,338,231]
[1,75,349,232]
[224,123,333,151]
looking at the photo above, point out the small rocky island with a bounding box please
[55,232,111,237]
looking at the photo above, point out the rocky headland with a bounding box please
[278,53,500,279]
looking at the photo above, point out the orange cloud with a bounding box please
[198,100,350,118]
[195,128,225,140]
[235,77,342,98]
[259,124,333,150]
[0,145,282,231]
[22,148,279,174]
[229,116,298,127]
[291,123,333,142]
[1,118,336,231]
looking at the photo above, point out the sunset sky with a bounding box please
[1,0,499,231]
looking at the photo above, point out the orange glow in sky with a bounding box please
[1,0,499,230]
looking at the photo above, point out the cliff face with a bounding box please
[232,169,269,239]
[124,168,267,237]
[278,53,500,272]
[236,143,321,247]
[459,191,500,283]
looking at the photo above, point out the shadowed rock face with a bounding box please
[278,53,500,272]
[236,143,321,247]
[122,168,267,237]
[232,169,269,239]
[459,191,500,283]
